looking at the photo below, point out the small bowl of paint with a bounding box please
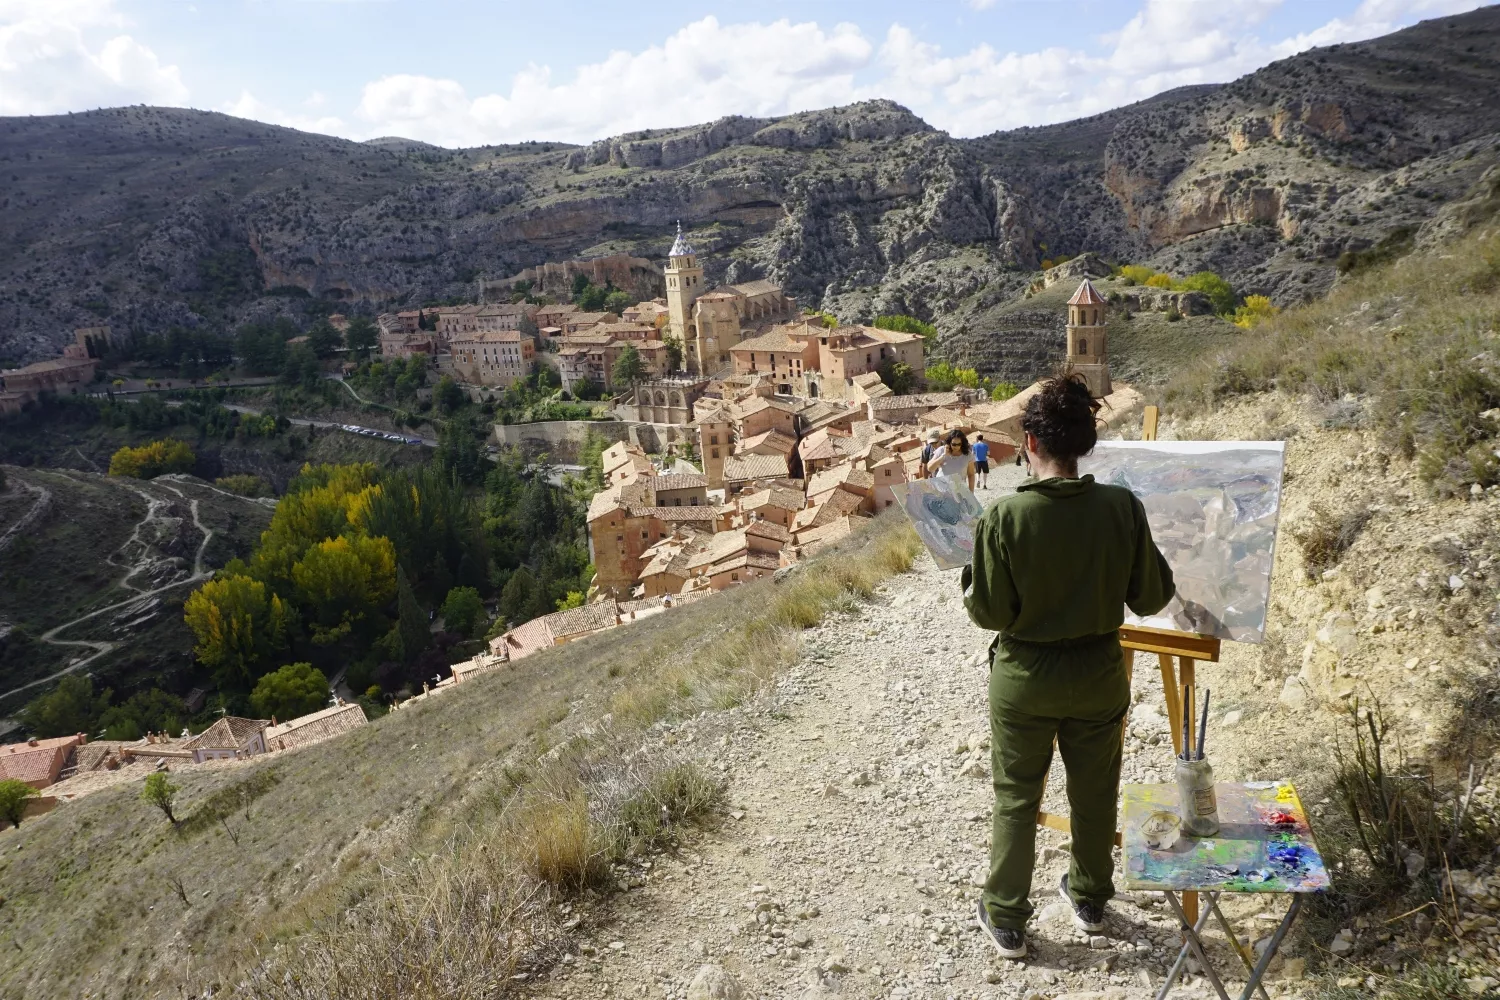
[1141,810,1181,850]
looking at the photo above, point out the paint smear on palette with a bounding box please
[1121,782,1331,893]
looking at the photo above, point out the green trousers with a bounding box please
[982,633,1130,930]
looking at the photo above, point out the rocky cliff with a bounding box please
[3,8,1500,381]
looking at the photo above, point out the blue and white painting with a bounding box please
[1080,441,1286,644]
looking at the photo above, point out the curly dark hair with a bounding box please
[1019,374,1101,461]
[944,429,970,455]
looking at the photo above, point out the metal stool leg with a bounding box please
[1237,896,1303,1000]
[1208,897,1272,1000]
[1165,891,1231,1000]
[1156,891,1224,1000]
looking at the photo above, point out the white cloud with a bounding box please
[349,16,873,147]
[221,89,346,137]
[327,1,1485,147]
[0,0,187,115]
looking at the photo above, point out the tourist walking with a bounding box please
[918,428,942,479]
[962,375,1175,959]
[925,429,975,492]
[973,433,991,489]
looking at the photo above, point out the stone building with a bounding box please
[0,356,99,413]
[696,402,733,489]
[727,321,924,399]
[615,376,710,425]
[450,330,535,387]
[662,223,798,376]
[1064,278,1112,397]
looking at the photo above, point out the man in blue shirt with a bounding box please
[972,433,991,489]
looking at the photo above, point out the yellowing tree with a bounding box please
[108,440,195,479]
[252,465,383,590]
[291,534,397,645]
[183,575,289,686]
[1233,295,1281,329]
[1144,273,1175,288]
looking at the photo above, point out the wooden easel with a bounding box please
[1033,404,1223,928]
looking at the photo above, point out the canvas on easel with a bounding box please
[889,478,984,571]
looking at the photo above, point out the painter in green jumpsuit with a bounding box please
[962,377,1174,944]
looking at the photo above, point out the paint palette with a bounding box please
[1121,781,1330,893]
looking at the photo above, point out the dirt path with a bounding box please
[532,403,1500,1000]
[535,463,1323,1000]
[0,482,51,556]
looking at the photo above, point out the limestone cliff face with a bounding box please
[3,10,1500,372]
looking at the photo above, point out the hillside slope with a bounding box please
[0,468,273,712]
[4,9,1500,386]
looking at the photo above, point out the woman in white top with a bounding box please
[926,429,976,491]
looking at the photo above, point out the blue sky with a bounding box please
[0,0,1488,146]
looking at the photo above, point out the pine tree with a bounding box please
[395,566,429,663]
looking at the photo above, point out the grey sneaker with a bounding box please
[1058,873,1105,932]
[975,898,1027,959]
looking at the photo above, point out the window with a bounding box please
[711,448,720,458]
[710,434,718,445]
[731,572,739,581]
[672,498,682,506]
[1078,338,1088,355]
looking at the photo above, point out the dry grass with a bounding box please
[215,516,919,1000]
[1164,222,1500,495]
[241,848,558,1000]
[1292,504,1374,576]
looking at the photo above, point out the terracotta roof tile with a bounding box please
[722,453,790,482]
[1067,278,1107,306]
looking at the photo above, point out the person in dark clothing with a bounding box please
[963,375,1175,959]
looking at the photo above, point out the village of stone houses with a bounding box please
[5,11,1500,1000]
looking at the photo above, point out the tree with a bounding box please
[1233,294,1280,329]
[21,675,110,738]
[571,376,602,401]
[345,317,378,359]
[97,689,188,741]
[989,381,1020,401]
[251,662,329,720]
[434,374,465,414]
[140,771,180,825]
[578,284,608,311]
[1145,273,1174,289]
[498,567,537,626]
[439,586,485,637]
[877,358,915,395]
[0,779,38,829]
[280,342,321,389]
[182,574,290,687]
[108,439,195,479]
[924,360,979,391]
[611,345,647,389]
[306,320,343,358]
[662,335,683,373]
[1178,271,1238,315]
[434,416,485,487]
[555,591,585,612]
[603,289,633,313]
[235,322,289,375]
[873,314,937,338]
[394,566,430,663]
[291,534,398,645]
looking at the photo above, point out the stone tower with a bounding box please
[664,222,703,366]
[1065,278,1111,398]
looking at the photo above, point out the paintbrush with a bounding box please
[1181,682,1192,760]
[1197,688,1210,761]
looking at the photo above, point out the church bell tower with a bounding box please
[664,221,704,371]
[1065,278,1111,398]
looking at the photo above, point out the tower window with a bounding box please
[1078,338,1088,355]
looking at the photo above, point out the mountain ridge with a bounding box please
[2,7,1500,375]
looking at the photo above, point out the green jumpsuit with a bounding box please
[961,475,1174,930]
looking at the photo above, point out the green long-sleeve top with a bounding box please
[962,476,1175,642]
